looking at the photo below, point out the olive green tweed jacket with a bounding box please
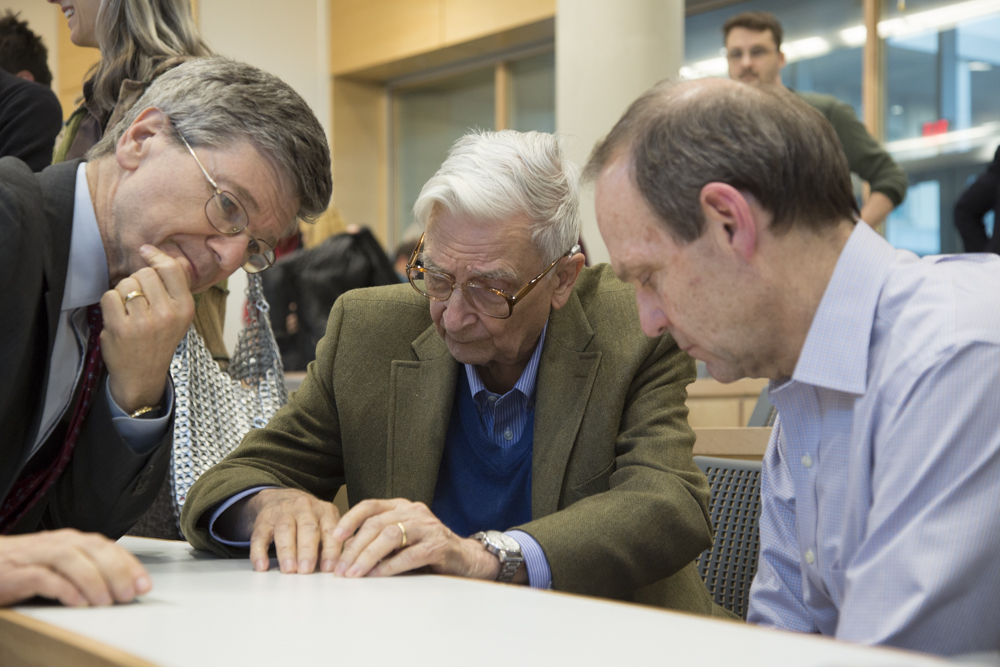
[181,264,722,615]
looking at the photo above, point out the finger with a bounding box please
[99,289,128,331]
[82,538,151,603]
[249,519,276,572]
[332,499,397,542]
[138,245,193,299]
[344,523,408,578]
[334,514,393,576]
[127,267,170,310]
[318,505,342,573]
[0,566,87,607]
[50,544,116,606]
[113,276,143,302]
[369,544,429,578]
[294,512,321,574]
[271,514,299,573]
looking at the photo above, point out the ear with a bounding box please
[15,70,35,83]
[115,107,168,171]
[550,253,586,310]
[699,182,757,262]
[778,49,787,69]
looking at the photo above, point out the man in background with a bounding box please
[0,11,62,171]
[588,77,1000,656]
[723,11,907,228]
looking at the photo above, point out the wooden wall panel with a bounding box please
[331,77,389,246]
[330,0,442,76]
[55,19,100,121]
[442,0,555,45]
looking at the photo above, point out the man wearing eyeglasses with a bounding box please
[180,130,726,616]
[0,56,331,607]
[723,11,907,228]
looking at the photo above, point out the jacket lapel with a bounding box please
[531,292,601,518]
[386,324,459,504]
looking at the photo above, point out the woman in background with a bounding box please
[50,0,212,160]
[50,0,222,539]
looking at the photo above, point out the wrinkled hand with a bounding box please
[0,530,151,607]
[331,499,500,580]
[101,245,195,414]
[247,489,341,574]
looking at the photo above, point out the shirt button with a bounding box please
[488,395,498,404]
[504,429,513,441]
[801,454,813,468]
[804,549,815,565]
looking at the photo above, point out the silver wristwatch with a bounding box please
[472,530,524,584]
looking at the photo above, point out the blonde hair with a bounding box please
[88,0,211,116]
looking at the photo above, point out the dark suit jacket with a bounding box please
[955,146,1000,255]
[0,157,171,537]
[182,266,726,615]
[0,70,62,172]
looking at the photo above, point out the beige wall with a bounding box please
[330,0,555,76]
[556,0,685,265]
[197,0,331,355]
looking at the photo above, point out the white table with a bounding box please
[4,537,946,667]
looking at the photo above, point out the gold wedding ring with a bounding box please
[123,290,146,304]
[397,522,408,549]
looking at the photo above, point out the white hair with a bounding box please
[413,130,581,264]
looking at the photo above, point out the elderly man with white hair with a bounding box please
[181,130,725,614]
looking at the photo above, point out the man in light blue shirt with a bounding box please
[588,77,1000,656]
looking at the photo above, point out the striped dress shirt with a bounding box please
[747,222,1000,656]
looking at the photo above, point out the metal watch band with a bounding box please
[473,531,524,584]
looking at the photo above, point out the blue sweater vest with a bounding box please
[431,371,534,537]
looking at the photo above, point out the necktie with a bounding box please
[0,305,104,533]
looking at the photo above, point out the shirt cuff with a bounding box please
[107,380,173,455]
[209,486,277,546]
[506,530,551,589]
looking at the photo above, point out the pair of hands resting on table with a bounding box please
[225,489,527,583]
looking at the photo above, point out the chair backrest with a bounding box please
[747,386,777,427]
[694,456,763,619]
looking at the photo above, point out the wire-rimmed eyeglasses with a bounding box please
[405,232,581,319]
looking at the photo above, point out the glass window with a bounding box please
[508,52,556,134]
[886,179,942,255]
[684,0,864,115]
[394,68,495,241]
[883,0,1000,141]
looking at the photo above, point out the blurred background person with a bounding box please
[955,146,1000,255]
[723,11,907,229]
[0,11,62,171]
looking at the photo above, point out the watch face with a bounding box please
[492,532,521,554]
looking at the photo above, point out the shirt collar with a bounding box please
[790,222,896,395]
[62,162,110,311]
[465,320,549,400]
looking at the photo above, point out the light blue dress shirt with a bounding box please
[30,162,171,460]
[747,222,1000,656]
[211,323,553,588]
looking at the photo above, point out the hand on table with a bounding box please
[0,530,151,607]
[101,245,195,415]
[332,499,499,580]
[247,488,342,574]
[244,492,506,582]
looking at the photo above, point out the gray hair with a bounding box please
[584,78,857,242]
[90,56,332,223]
[413,130,580,264]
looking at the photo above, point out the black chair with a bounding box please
[695,456,762,619]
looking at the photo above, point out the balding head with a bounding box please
[585,78,857,242]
